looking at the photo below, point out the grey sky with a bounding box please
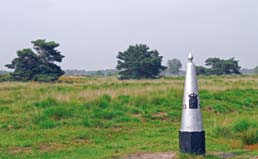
[0,0,258,70]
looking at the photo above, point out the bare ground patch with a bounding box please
[123,152,176,159]
[9,146,32,154]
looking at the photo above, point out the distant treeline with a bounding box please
[0,70,9,75]
[2,39,258,82]
[64,68,257,77]
[64,69,119,76]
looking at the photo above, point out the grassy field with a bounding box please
[0,75,257,159]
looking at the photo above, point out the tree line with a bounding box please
[2,39,256,82]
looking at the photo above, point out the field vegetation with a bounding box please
[0,75,257,159]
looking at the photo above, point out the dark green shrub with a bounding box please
[0,74,12,82]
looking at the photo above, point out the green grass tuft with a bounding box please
[241,129,258,145]
[233,119,257,133]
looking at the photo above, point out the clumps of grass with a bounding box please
[168,111,181,122]
[0,99,14,105]
[132,96,149,108]
[212,126,232,138]
[199,90,213,100]
[95,94,111,108]
[44,107,73,120]
[130,107,143,114]
[34,97,58,109]
[82,117,91,127]
[150,96,168,106]
[116,95,131,105]
[1,122,22,129]
[212,104,232,113]
[38,119,59,129]
[241,129,258,145]
[32,106,73,129]
[0,106,10,113]
[82,118,113,128]
[113,116,141,123]
[233,119,257,133]
[93,109,124,120]
[229,119,258,146]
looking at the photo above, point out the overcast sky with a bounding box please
[0,0,257,70]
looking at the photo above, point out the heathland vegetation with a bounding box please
[0,75,257,158]
[0,40,257,158]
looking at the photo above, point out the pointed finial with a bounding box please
[188,53,193,62]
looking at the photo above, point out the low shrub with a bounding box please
[0,74,12,82]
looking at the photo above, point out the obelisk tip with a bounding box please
[188,53,193,62]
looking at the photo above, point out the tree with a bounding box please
[205,57,241,75]
[196,66,209,75]
[167,58,182,74]
[254,66,258,74]
[116,44,166,80]
[6,39,65,82]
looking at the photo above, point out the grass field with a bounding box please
[0,75,257,159]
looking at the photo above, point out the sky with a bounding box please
[0,0,258,70]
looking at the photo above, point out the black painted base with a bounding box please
[179,131,206,155]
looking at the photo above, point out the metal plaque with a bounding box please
[189,93,198,109]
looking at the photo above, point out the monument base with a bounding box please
[179,131,205,155]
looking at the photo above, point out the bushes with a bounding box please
[0,74,12,82]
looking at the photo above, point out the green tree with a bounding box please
[167,58,182,74]
[253,66,258,74]
[205,57,241,75]
[6,40,65,82]
[196,66,209,75]
[116,44,166,80]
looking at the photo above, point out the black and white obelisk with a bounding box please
[179,53,206,154]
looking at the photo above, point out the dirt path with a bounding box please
[123,152,176,159]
